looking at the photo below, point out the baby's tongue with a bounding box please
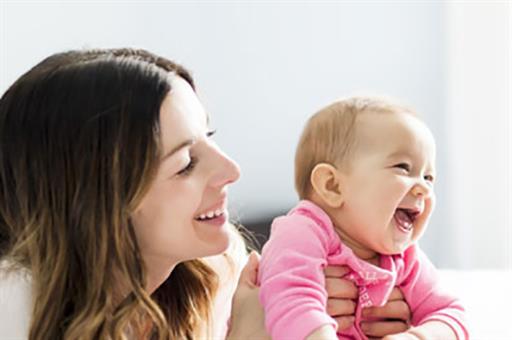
[394,209,413,230]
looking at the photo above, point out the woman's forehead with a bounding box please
[158,77,208,154]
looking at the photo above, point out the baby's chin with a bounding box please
[378,242,412,256]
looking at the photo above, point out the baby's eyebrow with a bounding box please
[386,150,414,160]
[386,150,437,171]
[426,166,437,175]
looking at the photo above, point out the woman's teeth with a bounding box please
[197,209,223,221]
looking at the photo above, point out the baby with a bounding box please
[258,97,468,340]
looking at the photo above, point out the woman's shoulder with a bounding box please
[0,260,32,339]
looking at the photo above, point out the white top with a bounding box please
[0,262,32,340]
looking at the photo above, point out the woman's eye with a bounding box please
[177,156,198,176]
[394,163,411,172]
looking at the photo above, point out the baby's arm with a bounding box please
[258,214,338,340]
[381,321,456,340]
[306,324,338,340]
[394,245,468,340]
[409,320,459,339]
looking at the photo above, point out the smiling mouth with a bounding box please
[393,208,419,233]
[195,209,224,221]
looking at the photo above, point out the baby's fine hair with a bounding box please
[294,96,416,199]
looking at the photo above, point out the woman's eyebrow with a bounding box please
[160,139,195,162]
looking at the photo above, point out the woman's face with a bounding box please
[131,76,240,268]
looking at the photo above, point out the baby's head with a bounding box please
[295,96,436,258]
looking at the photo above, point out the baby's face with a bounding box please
[333,111,436,258]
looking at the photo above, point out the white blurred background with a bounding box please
[0,0,510,270]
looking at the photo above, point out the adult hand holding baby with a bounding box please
[326,266,411,338]
[228,254,411,339]
[227,251,269,340]
[360,288,412,338]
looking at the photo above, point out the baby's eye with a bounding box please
[424,174,435,183]
[393,163,411,172]
[206,129,216,138]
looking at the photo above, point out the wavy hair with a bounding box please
[0,48,218,339]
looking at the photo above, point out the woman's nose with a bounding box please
[210,149,241,188]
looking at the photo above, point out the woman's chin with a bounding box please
[194,226,231,258]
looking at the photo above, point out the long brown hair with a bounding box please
[0,48,217,339]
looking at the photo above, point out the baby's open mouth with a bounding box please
[393,208,419,233]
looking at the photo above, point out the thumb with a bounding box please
[239,250,260,288]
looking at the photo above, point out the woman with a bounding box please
[0,49,410,339]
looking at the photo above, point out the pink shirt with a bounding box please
[258,200,468,340]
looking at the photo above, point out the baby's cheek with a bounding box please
[412,220,428,241]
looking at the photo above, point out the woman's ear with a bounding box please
[310,163,344,208]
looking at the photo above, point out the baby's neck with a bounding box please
[333,227,380,266]
[308,195,381,266]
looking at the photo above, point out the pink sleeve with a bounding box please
[258,215,337,340]
[399,245,469,340]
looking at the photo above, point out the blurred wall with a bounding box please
[0,1,510,269]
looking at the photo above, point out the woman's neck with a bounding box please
[143,254,177,294]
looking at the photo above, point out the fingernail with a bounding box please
[249,250,260,259]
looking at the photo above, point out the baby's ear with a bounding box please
[310,163,344,208]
